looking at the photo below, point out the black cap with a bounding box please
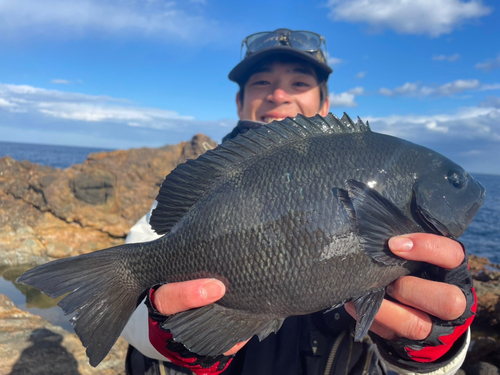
[229,29,333,85]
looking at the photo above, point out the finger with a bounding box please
[153,279,226,315]
[345,300,433,341]
[389,233,464,269]
[224,340,250,356]
[387,276,466,321]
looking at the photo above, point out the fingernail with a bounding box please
[389,236,413,252]
[386,283,394,296]
[200,279,225,299]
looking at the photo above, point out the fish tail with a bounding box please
[17,243,146,367]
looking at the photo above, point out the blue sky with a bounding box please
[0,0,499,174]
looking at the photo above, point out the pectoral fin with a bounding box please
[338,179,421,266]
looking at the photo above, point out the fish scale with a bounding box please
[17,113,485,366]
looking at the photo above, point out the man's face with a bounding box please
[236,62,330,123]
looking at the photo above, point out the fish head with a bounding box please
[413,159,485,239]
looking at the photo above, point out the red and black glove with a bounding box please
[146,285,234,375]
[374,247,476,370]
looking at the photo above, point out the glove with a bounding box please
[146,285,234,375]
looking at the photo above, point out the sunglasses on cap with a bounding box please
[240,29,328,63]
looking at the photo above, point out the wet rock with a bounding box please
[0,294,127,375]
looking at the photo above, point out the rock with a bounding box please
[463,256,500,371]
[470,256,500,330]
[0,294,128,375]
[0,134,217,265]
[70,170,116,205]
[466,337,500,365]
[463,362,500,375]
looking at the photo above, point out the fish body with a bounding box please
[17,113,485,366]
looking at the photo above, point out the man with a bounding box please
[122,29,475,375]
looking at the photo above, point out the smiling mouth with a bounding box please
[261,116,287,123]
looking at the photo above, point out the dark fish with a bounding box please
[17,113,485,367]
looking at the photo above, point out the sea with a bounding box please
[0,140,499,330]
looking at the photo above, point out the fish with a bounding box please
[17,113,485,367]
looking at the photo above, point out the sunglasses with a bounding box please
[240,30,328,63]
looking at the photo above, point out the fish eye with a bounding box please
[447,170,466,189]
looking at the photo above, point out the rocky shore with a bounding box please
[0,134,216,265]
[0,136,499,374]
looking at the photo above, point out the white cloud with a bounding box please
[366,106,500,142]
[348,87,365,95]
[0,98,16,108]
[0,83,127,103]
[0,82,193,128]
[0,0,218,42]
[329,87,364,108]
[479,96,500,108]
[475,54,500,72]
[326,0,492,37]
[327,56,343,66]
[356,71,367,79]
[432,53,460,61]
[51,79,71,85]
[379,79,499,97]
[0,82,235,148]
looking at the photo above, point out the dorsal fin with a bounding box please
[150,113,370,235]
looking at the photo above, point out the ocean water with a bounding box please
[0,140,113,169]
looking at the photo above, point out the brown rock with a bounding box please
[0,294,127,375]
[466,256,500,370]
[0,134,217,266]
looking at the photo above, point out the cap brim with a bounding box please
[228,46,333,84]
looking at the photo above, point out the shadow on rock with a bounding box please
[9,328,80,375]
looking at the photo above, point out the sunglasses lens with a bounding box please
[246,32,281,53]
[243,31,325,59]
[288,31,321,52]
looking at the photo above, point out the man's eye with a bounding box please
[293,82,309,87]
[252,80,269,85]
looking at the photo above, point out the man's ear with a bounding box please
[236,91,244,119]
[319,95,330,117]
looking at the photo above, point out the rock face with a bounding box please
[0,294,128,375]
[466,256,500,373]
[0,135,217,265]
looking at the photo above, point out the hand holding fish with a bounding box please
[346,233,475,363]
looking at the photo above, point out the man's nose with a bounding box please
[266,87,291,104]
